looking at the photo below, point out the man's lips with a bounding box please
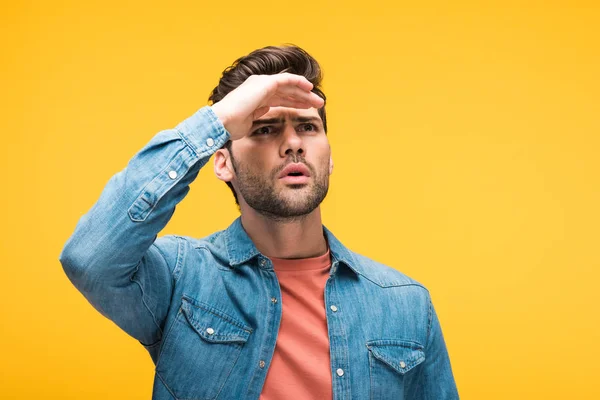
[278,163,311,179]
[280,175,310,184]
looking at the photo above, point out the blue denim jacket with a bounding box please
[59,105,459,400]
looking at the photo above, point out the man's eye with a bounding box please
[253,126,274,135]
[298,123,318,132]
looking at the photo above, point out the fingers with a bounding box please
[276,72,314,91]
[270,73,323,108]
[265,95,313,109]
[248,73,324,117]
[276,85,324,108]
[253,106,271,119]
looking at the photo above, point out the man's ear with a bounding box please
[214,149,235,183]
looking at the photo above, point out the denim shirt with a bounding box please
[59,105,459,400]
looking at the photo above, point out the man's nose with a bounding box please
[280,125,304,158]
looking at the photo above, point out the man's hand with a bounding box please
[210,73,325,141]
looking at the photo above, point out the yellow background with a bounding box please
[2,1,599,398]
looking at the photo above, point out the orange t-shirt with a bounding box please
[259,248,333,400]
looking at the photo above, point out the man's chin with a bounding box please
[285,183,310,190]
[276,178,312,191]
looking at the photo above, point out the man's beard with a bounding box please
[231,154,329,222]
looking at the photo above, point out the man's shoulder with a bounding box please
[154,229,228,256]
[323,225,428,293]
[348,250,429,293]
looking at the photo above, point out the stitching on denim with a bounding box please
[182,295,252,332]
[426,294,433,350]
[366,339,425,349]
[171,236,184,281]
[368,344,425,372]
[193,245,232,273]
[181,307,249,343]
[368,350,375,400]
[155,369,179,400]
[228,243,261,267]
[422,293,434,394]
[129,261,164,340]
[360,273,429,291]
[203,106,230,150]
[175,127,199,158]
[127,140,179,222]
[329,277,352,399]
[245,267,275,394]
[128,145,189,222]
[155,308,183,373]
[139,338,161,348]
[176,109,229,160]
[172,307,246,400]
[154,240,173,271]
[210,337,246,400]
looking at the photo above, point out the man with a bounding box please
[59,44,459,400]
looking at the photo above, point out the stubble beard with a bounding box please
[231,155,329,222]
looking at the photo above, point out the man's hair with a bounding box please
[207,44,327,205]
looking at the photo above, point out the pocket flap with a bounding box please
[367,339,425,375]
[181,296,252,344]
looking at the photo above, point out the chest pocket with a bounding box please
[366,339,425,400]
[156,295,253,400]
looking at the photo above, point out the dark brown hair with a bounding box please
[207,44,327,205]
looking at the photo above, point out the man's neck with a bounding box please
[240,207,328,260]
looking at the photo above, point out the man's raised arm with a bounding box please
[58,73,325,352]
[58,106,229,349]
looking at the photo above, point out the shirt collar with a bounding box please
[224,216,362,276]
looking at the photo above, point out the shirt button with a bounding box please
[259,259,266,267]
[330,305,338,312]
[259,360,266,368]
[271,297,278,304]
[168,170,177,179]
[206,327,214,335]
[336,368,344,376]
[206,138,215,147]
[400,361,406,368]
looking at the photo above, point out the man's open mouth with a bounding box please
[278,163,311,179]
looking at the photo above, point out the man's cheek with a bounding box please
[245,157,268,175]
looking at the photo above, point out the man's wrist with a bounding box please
[210,103,229,129]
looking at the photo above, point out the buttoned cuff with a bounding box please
[175,105,231,159]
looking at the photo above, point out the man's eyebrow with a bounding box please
[251,116,323,126]
[251,118,284,126]
[293,116,322,124]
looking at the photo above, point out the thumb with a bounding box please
[253,106,270,119]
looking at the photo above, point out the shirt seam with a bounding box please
[130,258,165,339]
[426,292,433,350]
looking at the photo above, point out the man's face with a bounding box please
[226,106,332,220]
